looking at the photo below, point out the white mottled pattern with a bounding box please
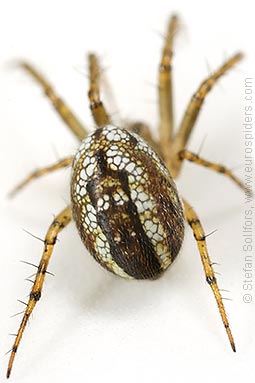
[71,125,182,277]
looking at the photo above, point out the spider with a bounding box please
[7,14,245,379]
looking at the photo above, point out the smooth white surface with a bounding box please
[0,1,254,382]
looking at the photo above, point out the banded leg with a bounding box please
[88,54,111,127]
[8,156,73,198]
[169,53,243,177]
[19,62,87,141]
[7,206,72,379]
[158,14,178,155]
[182,198,236,352]
[179,149,246,191]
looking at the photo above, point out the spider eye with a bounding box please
[71,125,184,279]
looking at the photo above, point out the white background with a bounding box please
[0,0,254,382]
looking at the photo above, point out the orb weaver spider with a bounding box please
[7,14,245,379]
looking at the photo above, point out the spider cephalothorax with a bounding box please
[7,14,245,379]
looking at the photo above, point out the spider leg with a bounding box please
[18,62,87,141]
[182,197,236,352]
[88,54,111,127]
[158,14,178,153]
[8,156,73,198]
[6,206,72,379]
[168,53,243,178]
[179,149,246,191]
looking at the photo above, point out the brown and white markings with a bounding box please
[7,14,246,379]
[71,125,184,279]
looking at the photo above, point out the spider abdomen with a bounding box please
[71,125,184,279]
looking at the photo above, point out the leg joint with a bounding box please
[188,218,200,225]
[206,276,216,285]
[194,233,205,241]
[178,150,185,160]
[30,291,41,301]
[53,220,65,228]
[12,345,18,353]
[45,237,57,246]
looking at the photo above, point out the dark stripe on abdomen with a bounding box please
[86,156,162,279]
